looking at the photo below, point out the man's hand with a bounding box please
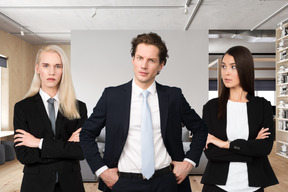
[100,168,119,189]
[171,161,193,184]
[68,128,82,142]
[14,129,40,148]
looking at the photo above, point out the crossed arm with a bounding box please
[14,128,82,148]
[206,127,270,150]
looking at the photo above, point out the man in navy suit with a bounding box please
[80,32,207,192]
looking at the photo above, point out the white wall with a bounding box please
[71,30,208,117]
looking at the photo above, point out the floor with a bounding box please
[0,144,287,192]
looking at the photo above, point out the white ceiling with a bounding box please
[0,0,288,45]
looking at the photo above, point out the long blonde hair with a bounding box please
[25,45,80,120]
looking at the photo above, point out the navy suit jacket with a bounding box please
[80,80,207,192]
[14,93,87,192]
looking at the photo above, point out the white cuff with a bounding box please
[184,158,196,167]
[39,138,43,149]
[96,165,109,177]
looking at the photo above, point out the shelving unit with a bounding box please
[275,22,288,159]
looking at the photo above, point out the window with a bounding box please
[208,91,218,100]
[255,90,275,106]
[254,80,275,106]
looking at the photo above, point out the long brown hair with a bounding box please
[218,46,255,119]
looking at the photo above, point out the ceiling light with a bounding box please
[20,28,24,36]
[91,8,96,18]
[231,30,237,38]
[184,0,203,31]
[279,22,283,30]
[208,34,220,39]
[184,5,188,15]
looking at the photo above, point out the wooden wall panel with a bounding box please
[0,30,34,131]
[0,30,71,131]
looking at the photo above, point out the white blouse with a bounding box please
[217,100,260,192]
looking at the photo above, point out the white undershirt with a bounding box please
[217,100,260,192]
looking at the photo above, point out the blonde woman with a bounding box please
[14,45,87,192]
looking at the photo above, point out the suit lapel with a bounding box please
[121,81,132,140]
[156,82,168,141]
[55,111,64,138]
[34,93,55,136]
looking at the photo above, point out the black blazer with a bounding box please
[201,95,278,188]
[13,93,87,192]
[80,80,207,192]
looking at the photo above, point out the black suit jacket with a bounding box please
[201,95,278,188]
[80,80,207,192]
[13,93,87,192]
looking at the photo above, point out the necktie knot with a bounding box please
[141,90,150,98]
[48,98,55,104]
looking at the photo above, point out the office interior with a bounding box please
[0,1,288,192]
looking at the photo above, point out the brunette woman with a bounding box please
[201,46,278,192]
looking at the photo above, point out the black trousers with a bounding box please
[202,184,264,192]
[111,171,178,192]
[54,182,61,192]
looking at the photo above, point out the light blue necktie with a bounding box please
[141,90,155,179]
[47,98,56,135]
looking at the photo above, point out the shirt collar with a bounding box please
[132,79,156,96]
[39,88,60,103]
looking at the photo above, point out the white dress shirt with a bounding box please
[117,79,172,173]
[38,88,59,149]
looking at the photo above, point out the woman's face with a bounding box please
[221,54,241,89]
[36,51,63,93]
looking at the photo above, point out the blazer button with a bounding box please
[234,146,240,150]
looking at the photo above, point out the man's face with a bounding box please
[132,43,164,89]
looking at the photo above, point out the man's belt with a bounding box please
[118,165,172,180]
